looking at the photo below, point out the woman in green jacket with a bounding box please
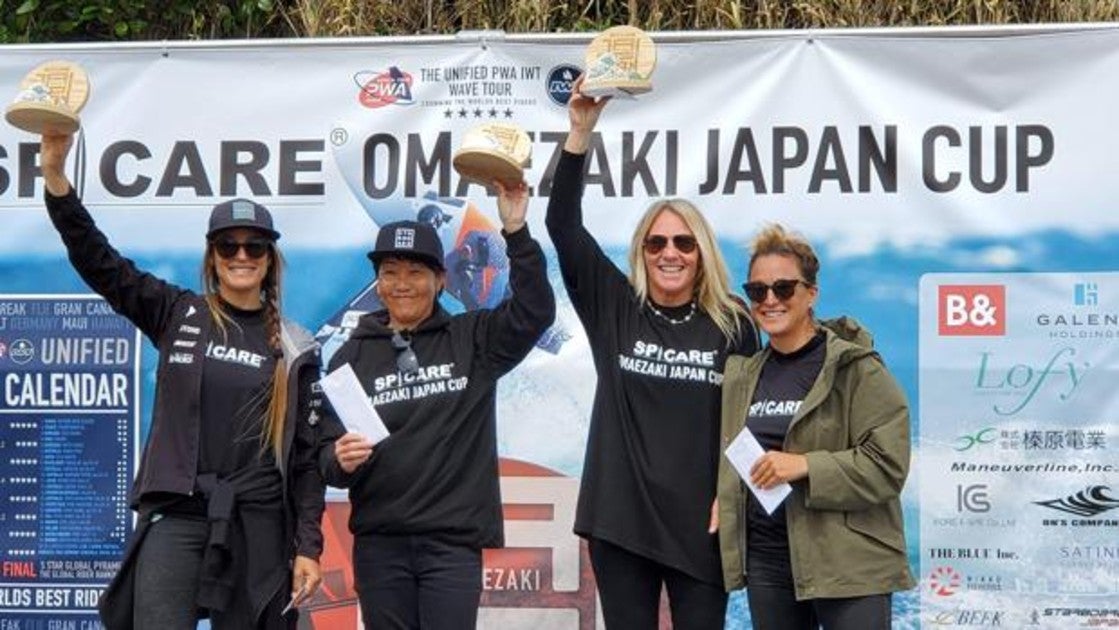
[716,224,915,629]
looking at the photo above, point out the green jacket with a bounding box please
[716,318,916,599]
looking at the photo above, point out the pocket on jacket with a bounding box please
[844,508,906,554]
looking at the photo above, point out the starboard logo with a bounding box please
[939,285,1005,336]
[354,66,415,109]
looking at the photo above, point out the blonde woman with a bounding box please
[545,79,759,629]
[41,132,324,630]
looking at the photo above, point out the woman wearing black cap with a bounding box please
[39,132,325,630]
[318,181,555,629]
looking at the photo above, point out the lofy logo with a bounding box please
[975,346,1087,415]
[939,285,1005,336]
[1034,485,1119,518]
[545,64,582,106]
[957,484,991,513]
[955,427,997,451]
[929,566,962,597]
[1073,282,1099,307]
[354,67,415,109]
[9,339,34,365]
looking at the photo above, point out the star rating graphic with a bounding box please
[444,107,516,119]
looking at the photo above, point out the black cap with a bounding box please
[367,220,445,271]
[207,198,280,241]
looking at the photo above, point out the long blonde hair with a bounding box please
[200,241,288,463]
[627,199,747,342]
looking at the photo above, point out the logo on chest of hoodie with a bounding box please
[205,341,266,369]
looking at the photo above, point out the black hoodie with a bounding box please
[319,226,555,548]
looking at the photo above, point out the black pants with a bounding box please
[746,583,892,630]
[588,537,727,630]
[353,533,482,630]
[133,513,291,630]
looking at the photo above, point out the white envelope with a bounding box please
[319,363,390,444]
[724,426,792,515]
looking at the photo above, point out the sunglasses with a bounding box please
[212,238,271,259]
[743,279,811,303]
[391,331,419,376]
[643,234,698,255]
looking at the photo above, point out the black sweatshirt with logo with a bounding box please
[546,150,760,586]
[319,226,555,549]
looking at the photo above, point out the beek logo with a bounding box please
[938,285,1006,336]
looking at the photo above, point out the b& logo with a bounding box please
[938,285,1005,336]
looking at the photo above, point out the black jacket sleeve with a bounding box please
[291,360,326,559]
[544,149,631,317]
[474,226,556,376]
[45,189,189,343]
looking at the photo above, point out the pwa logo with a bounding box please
[939,285,1005,336]
[354,67,415,109]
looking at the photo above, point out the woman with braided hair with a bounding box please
[39,132,325,630]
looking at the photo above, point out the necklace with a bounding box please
[648,300,697,325]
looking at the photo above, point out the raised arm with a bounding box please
[41,132,187,341]
[474,179,556,374]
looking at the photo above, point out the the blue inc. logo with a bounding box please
[1073,282,1098,306]
[545,64,582,106]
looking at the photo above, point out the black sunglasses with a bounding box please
[391,331,419,376]
[212,238,271,259]
[743,279,811,303]
[643,234,698,255]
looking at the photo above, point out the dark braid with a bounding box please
[261,247,288,462]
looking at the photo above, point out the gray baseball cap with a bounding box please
[207,198,280,240]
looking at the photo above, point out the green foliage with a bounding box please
[0,0,293,43]
[2,0,1118,43]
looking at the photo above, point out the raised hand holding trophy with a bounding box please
[5,60,91,135]
[580,25,656,99]
[452,123,532,187]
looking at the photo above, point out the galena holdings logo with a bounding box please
[938,285,1006,336]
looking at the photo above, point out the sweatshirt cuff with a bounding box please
[502,223,534,249]
[44,186,79,207]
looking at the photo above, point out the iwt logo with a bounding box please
[938,285,1005,336]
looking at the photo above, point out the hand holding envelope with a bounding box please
[724,427,793,515]
[319,363,390,473]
